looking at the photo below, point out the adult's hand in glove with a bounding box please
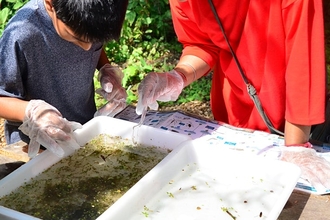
[280,146,330,191]
[95,64,127,117]
[18,100,82,158]
[135,70,185,115]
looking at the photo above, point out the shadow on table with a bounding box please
[278,190,310,220]
[0,161,25,180]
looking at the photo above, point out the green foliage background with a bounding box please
[0,0,211,109]
[1,0,329,109]
[0,0,26,35]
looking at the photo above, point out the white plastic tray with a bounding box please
[0,116,191,219]
[97,140,301,220]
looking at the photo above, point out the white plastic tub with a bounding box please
[97,140,301,220]
[0,116,300,220]
[0,116,191,219]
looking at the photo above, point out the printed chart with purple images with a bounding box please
[115,106,330,194]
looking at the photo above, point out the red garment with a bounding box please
[169,0,326,132]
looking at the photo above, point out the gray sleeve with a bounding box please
[0,26,27,99]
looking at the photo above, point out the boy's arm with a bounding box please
[0,96,28,122]
[97,48,110,70]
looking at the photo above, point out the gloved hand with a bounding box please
[280,146,330,191]
[95,64,127,117]
[94,99,127,117]
[136,70,185,115]
[18,100,82,158]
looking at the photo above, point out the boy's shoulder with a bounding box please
[3,0,51,41]
[7,0,40,24]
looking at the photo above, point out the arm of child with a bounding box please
[97,48,110,70]
[0,97,81,158]
[0,96,28,122]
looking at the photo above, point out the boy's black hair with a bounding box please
[52,0,129,43]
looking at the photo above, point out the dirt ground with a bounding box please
[0,118,5,148]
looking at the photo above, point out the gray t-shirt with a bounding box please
[0,0,103,144]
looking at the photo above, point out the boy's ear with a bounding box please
[44,0,54,13]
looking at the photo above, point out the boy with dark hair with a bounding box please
[0,0,129,158]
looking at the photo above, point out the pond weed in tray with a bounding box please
[0,134,170,220]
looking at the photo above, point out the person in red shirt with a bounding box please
[136,0,330,191]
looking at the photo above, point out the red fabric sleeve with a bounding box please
[169,0,326,132]
[283,0,326,124]
[169,0,219,68]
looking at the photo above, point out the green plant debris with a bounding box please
[221,207,237,220]
[166,192,174,198]
[142,205,153,217]
[0,134,169,220]
[191,185,197,190]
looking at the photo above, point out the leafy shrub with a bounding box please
[102,0,187,106]
[0,0,27,35]
[0,0,209,109]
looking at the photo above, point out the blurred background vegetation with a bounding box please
[0,0,329,108]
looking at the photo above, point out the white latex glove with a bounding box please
[136,70,184,115]
[261,145,330,191]
[280,146,330,191]
[94,99,127,117]
[95,64,127,117]
[18,100,82,158]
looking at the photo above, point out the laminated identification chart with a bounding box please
[115,106,330,194]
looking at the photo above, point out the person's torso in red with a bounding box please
[170,0,325,132]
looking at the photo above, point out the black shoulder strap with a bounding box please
[208,0,284,136]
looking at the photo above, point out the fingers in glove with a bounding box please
[145,71,183,102]
[137,73,158,105]
[27,132,78,158]
[99,64,123,81]
[109,100,127,117]
[148,101,159,111]
[18,119,31,136]
[95,100,127,117]
[136,71,183,114]
[305,156,330,190]
[99,88,117,101]
[95,88,104,97]
[281,147,330,191]
[101,81,114,93]
[45,124,72,141]
[57,133,81,150]
[136,95,159,115]
[21,100,80,158]
[299,162,330,191]
[50,117,81,135]
[68,121,83,131]
[27,138,41,158]
[97,87,127,102]
[37,130,65,157]
[135,100,146,115]
[99,64,125,96]
[136,73,159,115]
